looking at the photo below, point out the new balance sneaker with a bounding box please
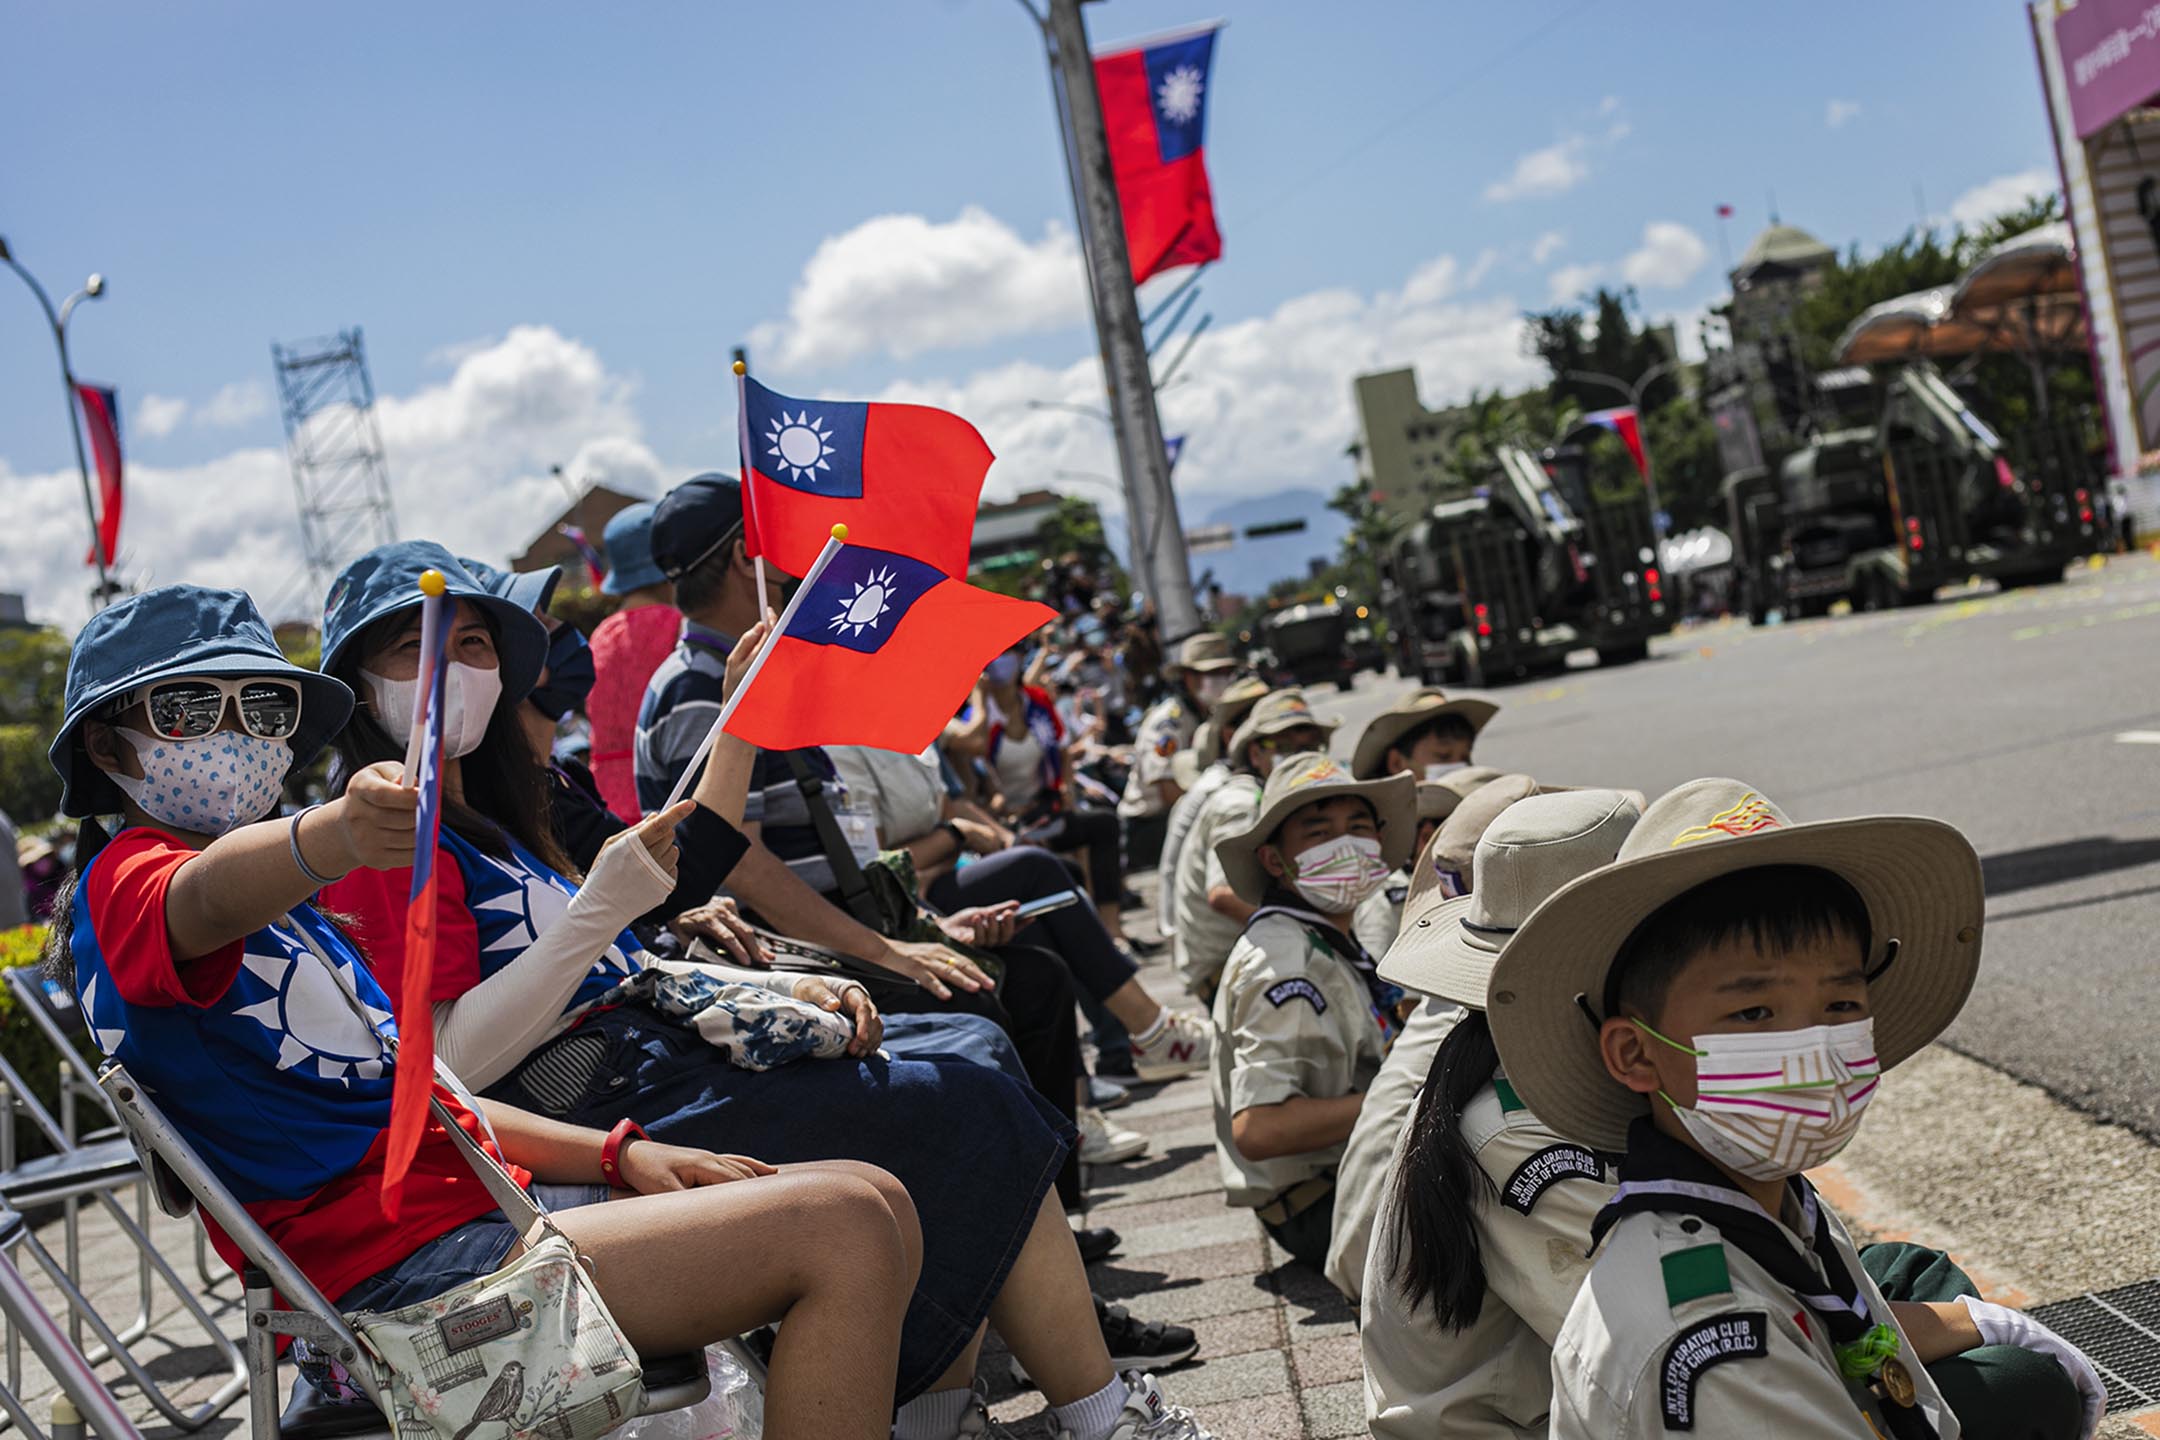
[1078,1106,1150,1165]
[1129,1010,1211,1081]
[1053,1372,1212,1440]
[1013,1299,1200,1389]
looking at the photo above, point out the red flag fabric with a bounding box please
[725,541,1053,754]
[1094,25,1223,284]
[381,591,450,1214]
[1716,203,1735,219]
[740,375,991,578]
[1583,407,1649,479]
[74,383,123,567]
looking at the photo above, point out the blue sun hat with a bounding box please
[600,501,668,596]
[318,541,549,701]
[50,586,355,818]
[458,556,562,616]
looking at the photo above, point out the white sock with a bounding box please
[893,1385,973,1440]
[1051,1374,1130,1440]
[1132,1010,1169,1047]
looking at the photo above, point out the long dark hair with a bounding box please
[1384,1009,1502,1328]
[326,610,575,878]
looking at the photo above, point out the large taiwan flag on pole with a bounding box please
[1094,23,1223,285]
[740,372,992,579]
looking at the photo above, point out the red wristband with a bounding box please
[600,1119,647,1185]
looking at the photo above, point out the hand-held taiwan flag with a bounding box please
[74,383,123,568]
[557,524,606,587]
[1582,407,1649,479]
[740,374,992,579]
[1094,24,1224,284]
[381,572,451,1214]
[723,534,1055,756]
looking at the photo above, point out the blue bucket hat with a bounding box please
[49,585,355,819]
[319,541,549,703]
[600,501,668,596]
[459,556,562,616]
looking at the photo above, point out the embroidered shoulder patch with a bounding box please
[1658,1312,1767,1430]
[1500,1144,1603,1214]
[1264,978,1327,1014]
[1384,883,1408,905]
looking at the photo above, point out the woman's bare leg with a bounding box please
[555,1161,918,1440]
[987,1191,1116,1405]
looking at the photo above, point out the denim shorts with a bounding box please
[335,1184,611,1314]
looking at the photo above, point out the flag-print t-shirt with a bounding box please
[72,827,524,1305]
[326,825,643,1021]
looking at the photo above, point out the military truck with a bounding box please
[1378,442,1671,687]
[1718,363,2102,620]
[1259,600,1356,691]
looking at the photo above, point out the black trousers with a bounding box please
[927,845,1138,1003]
[1017,804,1123,904]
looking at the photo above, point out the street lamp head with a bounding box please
[84,274,105,298]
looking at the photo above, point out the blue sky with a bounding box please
[1,1,2061,622]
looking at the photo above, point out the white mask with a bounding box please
[1194,672,1233,705]
[364,662,503,760]
[108,728,293,837]
[1282,833,1392,914]
[1425,762,1468,781]
[1643,1018,1881,1181]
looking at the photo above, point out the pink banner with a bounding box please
[2057,0,2160,138]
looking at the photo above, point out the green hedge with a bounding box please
[0,725,62,827]
[0,925,71,1155]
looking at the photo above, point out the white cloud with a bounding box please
[135,394,188,439]
[1598,95,1622,117]
[750,206,1085,370]
[1946,168,2058,228]
[1546,261,1604,304]
[1826,99,1862,128]
[1485,136,1590,202]
[4,325,667,628]
[1530,230,1566,264]
[196,380,271,429]
[1620,221,1710,290]
[1401,255,1458,306]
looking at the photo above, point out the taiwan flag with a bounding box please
[1094,23,1223,285]
[1582,407,1649,479]
[741,375,992,579]
[725,541,1054,754]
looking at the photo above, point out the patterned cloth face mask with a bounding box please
[1637,1017,1882,1180]
[107,728,293,837]
[1283,834,1393,913]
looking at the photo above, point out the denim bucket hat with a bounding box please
[600,501,667,596]
[49,585,355,818]
[459,556,562,616]
[319,541,549,702]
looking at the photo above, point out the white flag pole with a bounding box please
[734,360,771,614]
[661,524,850,812]
[400,572,449,785]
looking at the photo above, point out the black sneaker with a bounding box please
[1075,1225,1121,1265]
[1010,1297,1199,1388]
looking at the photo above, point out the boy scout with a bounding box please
[1208,753,1415,1268]
[1171,689,1336,1001]
[1351,765,1503,955]
[1156,676,1269,941]
[1118,632,1239,820]
[1488,779,2102,1440]
[1350,687,1500,784]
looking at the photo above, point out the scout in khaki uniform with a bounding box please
[1351,765,1503,956]
[1356,788,1642,1437]
[1487,779,2105,1440]
[1118,632,1239,820]
[1207,754,1415,1268]
[1170,689,1336,1002]
[1350,686,1500,785]
[1156,676,1269,942]
[1325,769,1527,1302]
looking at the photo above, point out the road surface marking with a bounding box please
[2117,732,2160,745]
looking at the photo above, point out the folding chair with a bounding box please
[0,1206,144,1440]
[98,1065,737,1440]
[0,1040,242,1430]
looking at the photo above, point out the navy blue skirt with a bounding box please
[486,1002,1073,1402]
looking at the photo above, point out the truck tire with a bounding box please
[1452,635,1486,689]
[1597,640,1651,667]
[1337,675,1356,692]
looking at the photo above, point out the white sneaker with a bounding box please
[1130,1010,1212,1082]
[955,1378,1022,1438]
[1054,1371,1212,1440]
[1078,1106,1150,1164]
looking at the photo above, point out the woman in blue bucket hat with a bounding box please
[42,583,922,1439]
[313,540,1219,1439]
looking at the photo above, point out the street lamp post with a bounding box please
[0,236,112,603]
[1565,358,1683,542]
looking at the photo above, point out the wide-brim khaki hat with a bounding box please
[1226,688,1341,765]
[1486,778,1984,1153]
[1192,677,1272,774]
[1170,631,1237,674]
[1381,789,1642,1008]
[1215,753,1417,905]
[1411,765,1505,831]
[1352,689,1501,780]
[1401,774,1539,912]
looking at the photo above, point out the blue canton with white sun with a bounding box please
[785,545,945,655]
[744,376,868,498]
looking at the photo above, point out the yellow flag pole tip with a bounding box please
[830,523,849,541]
[417,569,448,598]
[732,360,747,376]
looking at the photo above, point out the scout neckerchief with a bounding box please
[1591,1118,1937,1439]
[1246,890,1403,1043]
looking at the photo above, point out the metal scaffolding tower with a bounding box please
[271,327,398,593]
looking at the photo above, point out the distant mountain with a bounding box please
[1100,485,1346,604]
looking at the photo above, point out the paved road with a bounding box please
[1305,553,2160,1138]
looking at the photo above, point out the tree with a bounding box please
[0,627,71,824]
[1526,287,1680,416]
